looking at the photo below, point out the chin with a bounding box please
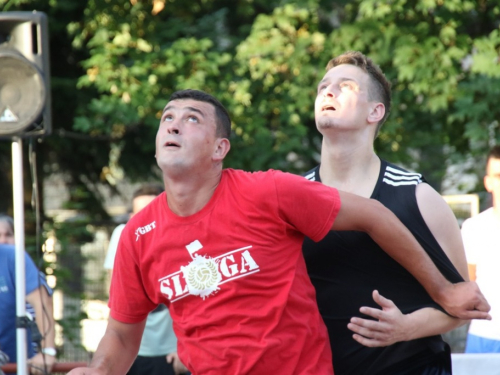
[157,159,183,173]
[316,119,338,130]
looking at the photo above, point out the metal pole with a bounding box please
[12,137,28,375]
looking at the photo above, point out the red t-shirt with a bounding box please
[110,169,341,374]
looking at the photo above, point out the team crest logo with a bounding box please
[181,255,222,299]
[159,241,260,302]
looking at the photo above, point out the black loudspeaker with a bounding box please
[0,11,51,138]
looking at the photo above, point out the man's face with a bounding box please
[155,98,219,175]
[485,157,500,205]
[315,64,376,134]
[0,221,14,244]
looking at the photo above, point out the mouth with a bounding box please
[321,104,336,112]
[164,141,180,148]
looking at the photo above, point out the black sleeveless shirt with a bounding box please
[302,160,463,374]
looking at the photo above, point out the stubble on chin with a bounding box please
[157,158,184,177]
[316,117,337,131]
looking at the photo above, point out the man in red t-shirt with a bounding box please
[69,89,490,375]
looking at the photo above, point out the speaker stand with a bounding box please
[13,137,28,375]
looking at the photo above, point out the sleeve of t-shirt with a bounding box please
[104,224,125,270]
[108,226,157,323]
[37,271,53,296]
[272,170,341,242]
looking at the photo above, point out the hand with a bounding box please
[28,352,55,375]
[166,352,189,375]
[348,290,415,347]
[437,281,491,320]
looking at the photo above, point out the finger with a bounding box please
[452,310,492,320]
[351,333,386,348]
[372,290,395,308]
[348,321,387,339]
[358,306,388,320]
[350,316,386,330]
[475,300,491,312]
[348,324,378,340]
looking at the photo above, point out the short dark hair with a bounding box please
[326,51,391,137]
[486,145,500,170]
[133,183,164,200]
[0,214,14,233]
[169,89,232,139]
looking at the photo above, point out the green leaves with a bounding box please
[60,0,500,186]
[4,0,500,198]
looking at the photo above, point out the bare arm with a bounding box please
[348,291,466,346]
[416,183,469,280]
[410,183,471,327]
[348,184,472,346]
[26,287,56,375]
[333,190,490,320]
[67,317,146,375]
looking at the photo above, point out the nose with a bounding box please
[323,84,336,98]
[165,120,180,135]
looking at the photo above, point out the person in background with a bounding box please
[104,184,189,375]
[0,214,56,374]
[303,50,476,374]
[69,89,489,375]
[0,215,54,352]
[462,145,500,353]
[0,215,16,245]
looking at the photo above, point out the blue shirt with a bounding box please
[0,245,44,362]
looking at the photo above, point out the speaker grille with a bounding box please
[0,50,46,136]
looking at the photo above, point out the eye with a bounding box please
[187,115,199,123]
[162,114,173,122]
[317,84,327,93]
[340,82,354,91]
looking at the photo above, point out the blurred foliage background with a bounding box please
[1,0,499,213]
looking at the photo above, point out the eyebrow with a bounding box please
[162,105,205,117]
[318,76,359,87]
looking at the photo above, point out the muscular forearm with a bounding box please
[404,308,468,341]
[334,192,490,319]
[89,336,136,374]
[86,317,145,375]
[365,210,449,301]
[349,291,469,347]
[335,195,450,298]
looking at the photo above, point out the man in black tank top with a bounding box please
[302,51,480,374]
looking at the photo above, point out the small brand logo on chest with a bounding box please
[135,221,156,241]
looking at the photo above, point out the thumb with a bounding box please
[166,354,173,363]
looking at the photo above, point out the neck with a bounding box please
[319,131,380,197]
[163,167,223,217]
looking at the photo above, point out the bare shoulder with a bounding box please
[415,183,453,214]
[415,183,469,279]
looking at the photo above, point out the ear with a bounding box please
[213,138,231,162]
[367,102,385,124]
